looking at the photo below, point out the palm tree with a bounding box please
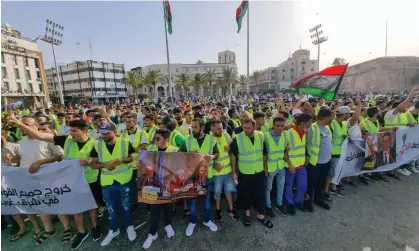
[176,73,192,96]
[332,57,347,66]
[193,73,204,96]
[238,74,247,94]
[125,71,142,101]
[220,67,237,97]
[144,69,164,99]
[203,69,218,98]
[252,70,262,88]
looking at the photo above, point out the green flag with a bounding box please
[164,0,172,34]
[236,1,248,33]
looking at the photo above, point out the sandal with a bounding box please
[33,230,44,240]
[34,228,56,247]
[61,229,74,246]
[243,216,251,227]
[257,217,274,229]
[10,230,29,242]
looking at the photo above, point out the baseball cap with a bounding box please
[99,122,116,134]
[336,106,351,115]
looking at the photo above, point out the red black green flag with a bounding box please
[164,0,172,34]
[292,64,348,101]
[236,1,248,33]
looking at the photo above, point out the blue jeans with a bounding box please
[265,168,286,208]
[102,182,133,231]
[214,174,236,196]
[189,178,213,224]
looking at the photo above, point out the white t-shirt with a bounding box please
[178,122,192,136]
[58,124,71,136]
[88,129,102,140]
[347,119,362,139]
[18,136,64,166]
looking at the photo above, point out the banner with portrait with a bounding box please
[332,126,419,184]
[137,151,211,204]
[1,160,98,215]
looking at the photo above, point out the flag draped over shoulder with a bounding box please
[164,0,173,34]
[236,0,248,33]
[291,64,348,101]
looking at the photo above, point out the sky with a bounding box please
[2,0,419,75]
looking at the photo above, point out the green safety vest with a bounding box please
[384,113,407,129]
[264,131,286,172]
[121,129,147,170]
[147,144,178,152]
[285,128,306,168]
[15,127,23,140]
[63,136,98,183]
[230,119,241,128]
[405,111,418,124]
[360,119,380,133]
[146,126,158,145]
[331,120,348,155]
[169,129,184,148]
[236,131,264,174]
[213,132,232,176]
[96,138,132,186]
[257,124,269,133]
[186,134,216,179]
[307,123,332,166]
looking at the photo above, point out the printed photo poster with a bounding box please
[137,151,211,204]
[361,129,397,171]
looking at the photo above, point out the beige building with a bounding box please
[1,24,50,109]
[340,56,419,93]
[250,49,318,92]
[133,50,239,99]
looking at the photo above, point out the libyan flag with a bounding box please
[164,0,173,34]
[236,0,248,33]
[291,64,348,101]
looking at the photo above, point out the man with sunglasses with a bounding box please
[142,129,176,249]
[263,117,288,219]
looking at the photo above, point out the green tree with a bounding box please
[238,74,247,93]
[220,67,237,97]
[176,73,192,96]
[203,69,218,98]
[332,57,347,66]
[124,71,143,102]
[144,69,164,99]
[193,73,204,96]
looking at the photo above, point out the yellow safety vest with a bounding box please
[236,131,264,174]
[213,132,232,176]
[257,124,269,133]
[96,138,132,186]
[230,119,241,128]
[285,128,306,168]
[169,129,184,148]
[331,120,348,155]
[307,123,332,166]
[405,111,418,124]
[146,125,158,145]
[264,131,286,172]
[265,117,273,129]
[121,129,147,170]
[186,134,216,178]
[63,136,98,183]
[147,144,178,152]
[360,119,380,133]
[384,113,407,128]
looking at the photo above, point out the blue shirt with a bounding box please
[269,130,280,144]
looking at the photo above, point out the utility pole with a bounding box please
[385,18,388,57]
[309,24,327,71]
[40,19,65,105]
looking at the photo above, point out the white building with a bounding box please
[250,49,318,92]
[1,23,50,109]
[133,50,238,99]
[46,60,127,105]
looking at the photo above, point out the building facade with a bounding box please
[340,56,419,93]
[46,60,127,105]
[132,50,238,99]
[1,24,50,109]
[249,49,318,93]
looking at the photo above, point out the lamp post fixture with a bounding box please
[310,24,328,71]
[40,19,65,105]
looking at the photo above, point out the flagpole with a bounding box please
[163,1,173,104]
[246,1,250,96]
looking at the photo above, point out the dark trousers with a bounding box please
[305,162,330,206]
[149,204,172,235]
[237,171,265,214]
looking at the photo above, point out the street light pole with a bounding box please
[309,24,328,71]
[40,19,65,105]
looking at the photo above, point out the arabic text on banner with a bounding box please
[332,126,419,184]
[1,160,98,215]
[137,151,210,204]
